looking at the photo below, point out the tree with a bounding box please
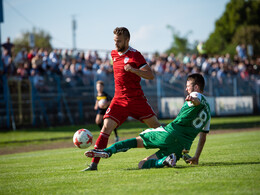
[13,28,52,55]
[232,25,260,57]
[205,0,260,57]
[166,25,193,55]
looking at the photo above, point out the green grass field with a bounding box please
[0,116,260,194]
[1,115,260,143]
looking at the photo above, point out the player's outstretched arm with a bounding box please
[124,64,154,80]
[186,132,207,165]
[185,95,201,106]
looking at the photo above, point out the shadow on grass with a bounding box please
[211,121,260,130]
[173,161,260,169]
[200,161,260,167]
[124,161,260,171]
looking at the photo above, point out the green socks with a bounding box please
[103,138,167,169]
[141,156,167,169]
[104,138,137,155]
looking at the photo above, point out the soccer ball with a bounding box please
[98,99,108,109]
[73,129,93,149]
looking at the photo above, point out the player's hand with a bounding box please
[185,95,194,102]
[124,64,134,72]
[186,156,199,165]
[185,95,200,106]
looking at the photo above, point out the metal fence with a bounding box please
[1,73,260,130]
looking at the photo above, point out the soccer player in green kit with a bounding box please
[85,73,211,169]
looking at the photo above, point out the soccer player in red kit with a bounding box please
[83,27,161,171]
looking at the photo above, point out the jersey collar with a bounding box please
[118,47,130,56]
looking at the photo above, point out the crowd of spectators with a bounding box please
[1,38,260,95]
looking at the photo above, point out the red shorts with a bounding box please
[103,96,156,127]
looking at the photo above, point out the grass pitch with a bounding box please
[0,130,259,194]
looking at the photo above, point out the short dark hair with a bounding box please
[96,80,104,86]
[187,73,205,92]
[113,27,130,39]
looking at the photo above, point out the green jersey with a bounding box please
[164,92,211,150]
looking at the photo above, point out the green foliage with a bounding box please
[232,25,260,56]
[166,25,193,55]
[0,131,259,194]
[205,0,260,56]
[13,28,52,55]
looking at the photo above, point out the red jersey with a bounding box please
[111,47,147,98]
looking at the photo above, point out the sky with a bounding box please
[1,0,230,54]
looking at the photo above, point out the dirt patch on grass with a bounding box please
[0,128,259,155]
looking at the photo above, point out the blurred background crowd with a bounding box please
[1,38,260,93]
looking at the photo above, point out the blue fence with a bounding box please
[1,73,260,130]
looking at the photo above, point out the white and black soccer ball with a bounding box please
[73,129,93,149]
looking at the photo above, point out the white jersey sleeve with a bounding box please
[187,92,201,107]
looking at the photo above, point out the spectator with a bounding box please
[16,62,29,79]
[103,59,113,74]
[85,50,94,65]
[183,53,191,64]
[96,64,107,82]
[238,62,249,81]
[153,60,164,75]
[49,49,60,72]
[2,49,14,75]
[58,59,66,74]
[14,48,27,66]
[82,65,94,85]
[2,46,259,98]
[62,49,72,62]
[31,53,43,73]
[27,49,35,66]
[92,58,102,71]
[1,37,14,57]
[201,59,211,75]
[236,44,247,60]
[167,53,175,62]
[42,50,50,71]
[31,70,47,92]
[224,53,232,64]
[62,62,71,78]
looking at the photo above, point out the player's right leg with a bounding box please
[85,136,144,158]
[83,118,117,171]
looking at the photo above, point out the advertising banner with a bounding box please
[215,96,253,115]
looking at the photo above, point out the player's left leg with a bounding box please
[138,153,159,169]
[95,114,103,129]
[138,128,179,169]
[139,153,176,169]
[129,97,161,128]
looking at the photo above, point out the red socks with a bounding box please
[91,132,110,164]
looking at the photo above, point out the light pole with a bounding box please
[72,15,77,50]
